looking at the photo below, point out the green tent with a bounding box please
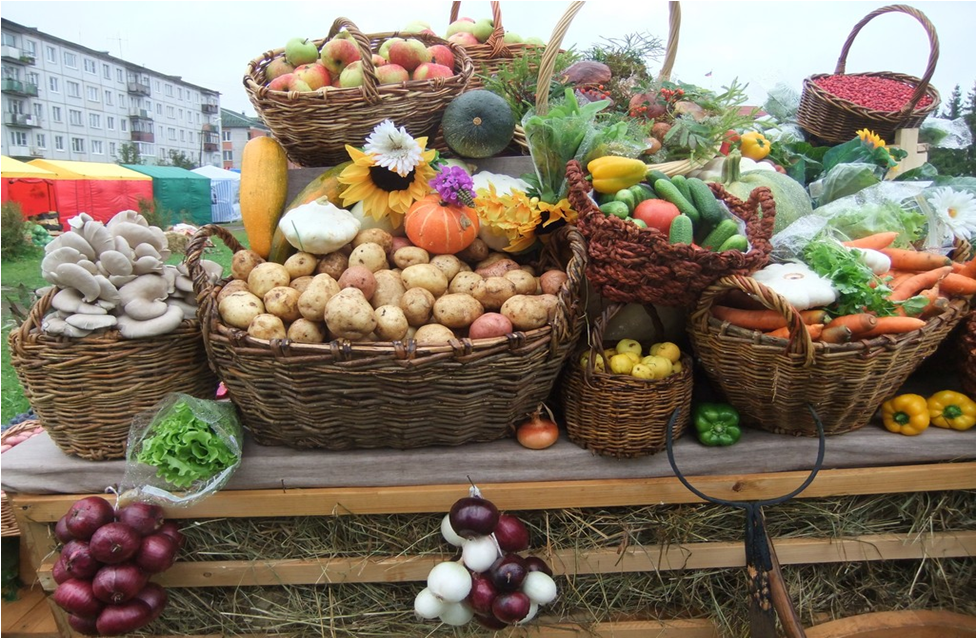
[122,165,212,226]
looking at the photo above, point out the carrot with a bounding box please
[857,316,927,339]
[820,324,853,344]
[712,306,791,331]
[939,273,977,297]
[880,248,952,272]
[890,266,953,301]
[920,296,950,320]
[801,309,830,325]
[842,231,899,250]
[962,259,976,279]
[765,324,824,340]
[826,313,878,335]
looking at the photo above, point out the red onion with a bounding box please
[134,582,168,623]
[523,555,553,577]
[116,502,165,537]
[93,563,148,604]
[90,522,142,564]
[52,556,70,585]
[491,591,531,624]
[53,578,105,618]
[134,533,178,574]
[489,554,527,592]
[157,521,185,550]
[466,573,498,615]
[62,540,102,580]
[475,612,508,630]
[96,599,153,636]
[449,496,499,538]
[65,497,116,541]
[67,614,99,637]
[55,515,75,544]
[493,514,529,553]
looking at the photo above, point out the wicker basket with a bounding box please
[954,307,975,399]
[186,224,586,451]
[7,291,219,461]
[560,304,692,457]
[449,1,546,91]
[243,17,474,167]
[1,420,43,537]
[797,4,941,145]
[569,160,776,307]
[687,275,969,437]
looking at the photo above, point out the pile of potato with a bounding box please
[217,230,569,345]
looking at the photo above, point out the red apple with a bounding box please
[446,18,476,38]
[376,64,409,85]
[378,37,404,60]
[427,44,455,69]
[338,60,365,88]
[267,73,312,92]
[386,38,430,72]
[292,63,331,90]
[371,54,386,67]
[448,32,479,46]
[320,38,361,78]
[412,63,454,81]
[265,56,295,82]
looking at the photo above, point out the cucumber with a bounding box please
[600,201,631,219]
[595,191,615,205]
[668,214,694,245]
[646,169,671,186]
[628,183,656,207]
[669,175,693,203]
[687,177,723,227]
[654,178,700,225]
[717,234,749,252]
[701,219,740,251]
[613,188,637,213]
[630,218,648,228]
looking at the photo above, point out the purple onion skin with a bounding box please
[54,579,105,618]
[493,513,530,553]
[67,614,99,637]
[96,599,154,636]
[52,556,71,585]
[523,555,554,577]
[62,540,102,580]
[157,521,185,550]
[134,534,178,574]
[475,612,509,630]
[90,522,142,565]
[65,497,116,541]
[116,502,165,537]
[92,563,148,604]
[492,591,531,624]
[55,515,75,544]
[490,554,527,592]
[466,573,498,615]
[448,496,500,538]
[134,582,168,623]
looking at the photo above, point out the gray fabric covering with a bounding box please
[2,426,973,496]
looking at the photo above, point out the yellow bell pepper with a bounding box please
[927,390,976,431]
[739,131,771,161]
[881,393,930,436]
[587,156,647,194]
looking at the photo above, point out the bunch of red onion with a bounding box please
[52,496,183,636]
[413,486,557,629]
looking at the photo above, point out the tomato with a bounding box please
[632,199,681,234]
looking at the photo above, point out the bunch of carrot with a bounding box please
[712,231,976,344]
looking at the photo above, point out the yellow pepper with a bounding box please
[881,393,930,436]
[739,131,771,161]
[927,390,976,431]
[587,156,647,194]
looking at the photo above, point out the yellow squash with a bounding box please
[239,136,289,259]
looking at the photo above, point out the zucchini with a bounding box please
[668,214,694,245]
[669,175,693,203]
[701,219,740,251]
[687,177,723,227]
[654,178,700,225]
[717,234,749,252]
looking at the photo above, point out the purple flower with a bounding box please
[431,166,476,207]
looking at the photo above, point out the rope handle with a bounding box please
[185,224,245,345]
[536,1,681,116]
[14,286,57,345]
[834,4,940,118]
[449,2,508,57]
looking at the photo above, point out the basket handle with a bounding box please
[834,4,940,118]
[540,223,588,354]
[583,303,665,381]
[325,17,383,104]
[690,274,817,367]
[535,1,681,116]
[185,224,247,344]
[13,286,56,348]
[449,2,509,57]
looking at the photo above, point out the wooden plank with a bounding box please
[806,609,976,638]
[35,531,975,590]
[12,462,976,523]
[524,618,720,638]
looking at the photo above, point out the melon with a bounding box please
[441,90,516,158]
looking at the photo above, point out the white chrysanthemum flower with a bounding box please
[363,120,423,177]
[927,187,976,243]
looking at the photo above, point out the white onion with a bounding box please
[522,571,557,605]
[440,514,466,547]
[438,601,475,626]
[461,535,499,573]
[517,602,539,625]
[413,587,445,620]
[427,561,472,603]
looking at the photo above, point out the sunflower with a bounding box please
[474,186,575,253]
[338,122,437,229]
[856,128,886,150]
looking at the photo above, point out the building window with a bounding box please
[107,116,115,130]
[165,84,173,97]
[118,93,125,107]
[71,137,85,153]
[89,113,101,129]
[1,33,14,47]
[222,150,233,162]
[26,72,39,87]
[104,90,113,105]
[7,99,25,115]
[154,80,161,92]
[195,113,200,125]
[187,131,193,144]
[116,68,123,83]
[222,131,231,142]
[55,135,65,151]
[168,127,176,141]
[69,109,83,126]
[166,106,175,119]
[137,142,152,155]
[46,46,57,64]
[103,63,111,80]
[51,106,62,123]
[109,141,117,156]
[32,103,43,119]
[36,133,47,149]
[84,59,97,74]
[48,76,60,93]
[178,108,183,121]
[67,81,81,98]
[120,119,128,132]
[159,148,167,160]
[63,52,77,68]
[178,87,183,100]
[11,131,29,146]
[87,86,99,102]
[91,140,103,154]
[25,40,37,56]
[180,130,185,142]
[156,103,162,115]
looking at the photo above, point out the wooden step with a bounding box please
[1,585,57,638]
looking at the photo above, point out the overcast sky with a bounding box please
[3,1,975,119]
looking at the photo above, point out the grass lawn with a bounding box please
[1,223,249,424]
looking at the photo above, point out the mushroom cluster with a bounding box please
[39,210,222,339]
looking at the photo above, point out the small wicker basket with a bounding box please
[568,160,776,308]
[7,291,219,461]
[687,274,968,437]
[449,1,546,91]
[243,17,474,167]
[1,420,43,537]
[560,304,692,458]
[796,4,941,145]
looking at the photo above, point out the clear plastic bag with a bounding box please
[919,116,975,149]
[763,83,802,123]
[118,393,243,508]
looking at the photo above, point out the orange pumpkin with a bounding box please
[404,194,480,255]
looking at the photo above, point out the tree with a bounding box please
[939,84,963,120]
[926,82,975,178]
[117,143,141,165]
[165,150,197,170]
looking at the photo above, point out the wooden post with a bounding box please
[889,128,929,178]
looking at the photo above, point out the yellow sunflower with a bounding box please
[856,128,886,150]
[337,140,436,229]
[474,186,576,253]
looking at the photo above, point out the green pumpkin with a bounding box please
[720,150,814,233]
[441,90,516,159]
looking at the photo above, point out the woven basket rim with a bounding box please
[801,71,941,124]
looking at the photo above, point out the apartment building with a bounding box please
[1,18,222,167]
[220,108,268,171]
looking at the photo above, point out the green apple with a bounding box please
[445,19,476,38]
[284,37,319,67]
[524,36,546,46]
[471,18,494,43]
[339,60,365,88]
[503,32,524,45]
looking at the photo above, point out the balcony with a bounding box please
[131,131,155,143]
[202,102,218,114]
[203,142,219,152]
[129,107,153,120]
[1,45,35,65]
[127,81,151,96]
[2,79,39,96]
[201,123,215,132]
[7,144,30,158]
[3,113,39,127]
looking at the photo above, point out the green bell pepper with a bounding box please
[694,403,742,446]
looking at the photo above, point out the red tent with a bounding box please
[1,155,59,218]
[27,159,153,227]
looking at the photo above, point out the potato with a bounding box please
[401,263,449,297]
[298,273,341,321]
[337,265,377,300]
[501,294,551,330]
[538,293,559,320]
[433,294,484,329]
[374,305,409,341]
[393,246,430,269]
[504,269,538,295]
[287,318,326,344]
[475,276,517,311]
[353,228,393,254]
[247,262,291,298]
[456,237,489,263]
[316,252,349,280]
[430,255,466,283]
[400,287,436,327]
[539,269,568,295]
[283,252,318,279]
[476,252,510,270]
[449,271,485,297]
[247,313,286,340]
[324,288,377,340]
[216,278,250,304]
[219,291,265,329]
[348,242,389,273]
[371,270,407,308]
[390,236,414,256]
[290,275,315,293]
[414,323,456,345]
[476,258,521,279]
[469,312,514,340]
[231,249,264,281]
[263,286,302,322]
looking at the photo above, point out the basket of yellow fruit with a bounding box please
[559,304,693,457]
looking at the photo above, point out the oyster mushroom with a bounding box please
[117,304,185,339]
[118,274,170,321]
[65,314,117,331]
[46,232,96,261]
[55,263,101,302]
[41,247,84,286]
